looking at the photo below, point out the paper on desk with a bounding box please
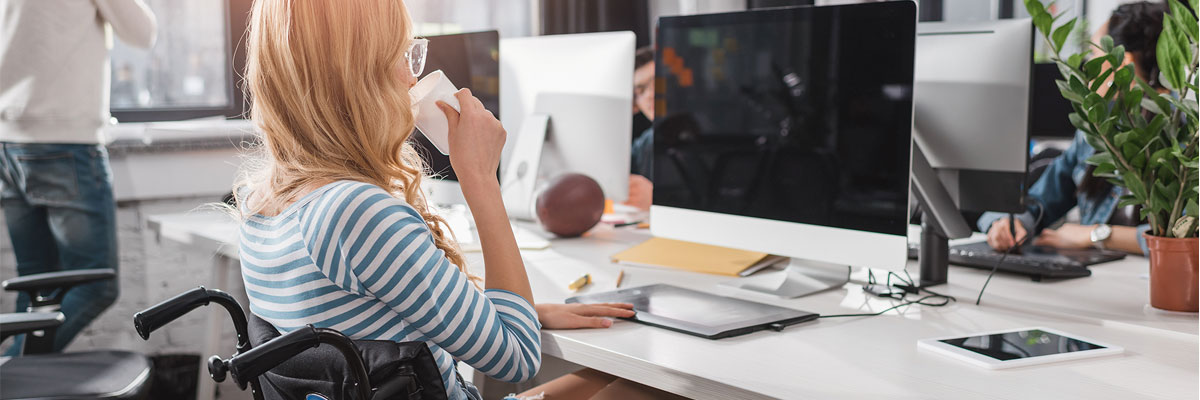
[611,237,777,277]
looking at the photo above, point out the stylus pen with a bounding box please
[1008,214,1018,247]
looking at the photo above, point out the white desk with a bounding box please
[148,211,1198,399]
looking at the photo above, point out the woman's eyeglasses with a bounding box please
[407,38,428,77]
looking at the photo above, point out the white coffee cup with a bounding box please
[410,70,461,155]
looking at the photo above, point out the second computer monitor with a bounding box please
[499,31,635,204]
[652,2,917,272]
[914,19,1033,213]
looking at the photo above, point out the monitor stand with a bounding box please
[721,259,850,299]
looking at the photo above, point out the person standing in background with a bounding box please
[626,46,655,211]
[0,0,156,354]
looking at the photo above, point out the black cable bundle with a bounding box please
[820,270,956,319]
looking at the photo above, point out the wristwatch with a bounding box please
[1090,224,1113,249]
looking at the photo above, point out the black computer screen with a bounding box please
[653,3,916,236]
[410,30,500,181]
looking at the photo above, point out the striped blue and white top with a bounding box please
[238,180,542,400]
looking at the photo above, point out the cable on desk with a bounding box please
[819,295,953,318]
[820,270,956,319]
[974,198,1046,305]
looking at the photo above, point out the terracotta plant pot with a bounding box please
[1144,233,1199,312]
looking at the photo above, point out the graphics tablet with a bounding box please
[566,284,818,339]
[918,327,1123,369]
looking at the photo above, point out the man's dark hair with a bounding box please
[635,46,654,70]
[1078,1,1194,202]
[1107,1,1168,88]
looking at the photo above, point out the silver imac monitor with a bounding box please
[910,19,1034,286]
[651,2,917,298]
[499,32,634,218]
[914,19,1033,214]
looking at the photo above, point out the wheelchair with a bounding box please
[134,286,447,400]
[0,269,154,400]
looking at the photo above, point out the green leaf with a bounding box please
[1108,45,1125,71]
[1052,19,1077,55]
[1057,80,1085,103]
[1083,56,1107,80]
[1024,0,1047,21]
[1157,18,1186,90]
[1125,87,1145,111]
[1100,35,1114,52]
[1142,97,1166,115]
[1086,152,1115,167]
[1150,148,1174,169]
[1098,117,1116,136]
[1083,92,1104,113]
[1113,65,1134,89]
[1066,53,1084,69]
[1070,75,1088,95]
[1147,114,1168,137]
[1094,162,1118,177]
[1118,196,1143,209]
[1034,13,1054,42]
[1114,130,1134,148]
[1125,143,1145,168]
[1151,93,1175,117]
[1057,62,1085,83]
[1088,103,1105,124]
[1123,171,1148,200]
[1069,112,1091,132]
[1172,0,1199,42]
[1083,130,1107,149]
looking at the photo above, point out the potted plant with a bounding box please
[1024,0,1198,312]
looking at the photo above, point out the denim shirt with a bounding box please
[978,131,1151,255]
[631,126,653,179]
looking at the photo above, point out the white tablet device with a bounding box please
[918,327,1123,369]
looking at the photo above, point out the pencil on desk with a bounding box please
[616,269,625,288]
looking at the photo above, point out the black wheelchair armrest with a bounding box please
[220,325,374,400]
[0,312,65,341]
[135,286,252,354]
[3,269,116,294]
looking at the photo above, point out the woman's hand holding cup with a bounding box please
[438,88,505,185]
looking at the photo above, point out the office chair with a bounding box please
[136,286,447,400]
[0,269,154,400]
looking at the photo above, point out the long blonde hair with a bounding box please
[237,0,471,277]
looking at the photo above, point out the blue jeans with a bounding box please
[0,142,119,355]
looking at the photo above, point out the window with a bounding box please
[110,0,240,122]
[406,0,534,37]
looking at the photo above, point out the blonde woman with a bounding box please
[235,1,682,399]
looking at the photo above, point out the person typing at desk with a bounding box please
[232,1,679,399]
[981,1,1170,256]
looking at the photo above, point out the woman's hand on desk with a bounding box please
[1034,223,1095,249]
[536,303,635,329]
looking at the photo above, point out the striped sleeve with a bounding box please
[317,183,542,382]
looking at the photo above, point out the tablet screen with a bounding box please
[938,329,1107,361]
[632,291,768,327]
